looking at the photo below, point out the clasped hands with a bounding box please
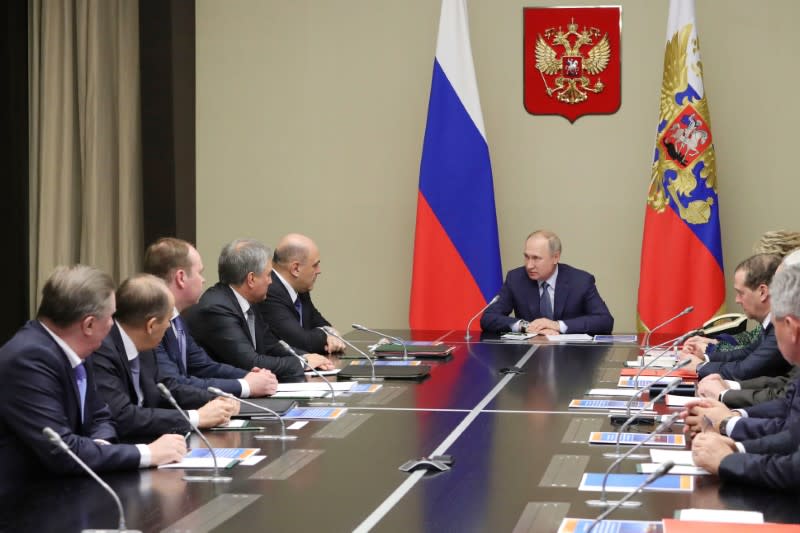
[522,318,560,336]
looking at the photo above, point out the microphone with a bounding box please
[207,387,297,441]
[278,340,343,406]
[352,323,409,361]
[586,461,675,533]
[606,359,687,459]
[42,427,141,533]
[641,306,693,350]
[320,326,381,382]
[464,294,499,341]
[589,413,680,508]
[156,383,232,483]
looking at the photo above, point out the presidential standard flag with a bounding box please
[409,0,502,331]
[637,0,724,336]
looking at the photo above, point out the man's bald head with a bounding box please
[272,233,321,293]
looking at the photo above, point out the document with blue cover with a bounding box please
[589,431,686,447]
[579,472,694,492]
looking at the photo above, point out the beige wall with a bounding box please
[196,0,800,333]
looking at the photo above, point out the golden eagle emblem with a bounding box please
[535,18,611,104]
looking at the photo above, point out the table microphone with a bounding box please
[279,340,344,406]
[589,413,680,508]
[641,306,693,350]
[42,427,142,533]
[351,323,409,361]
[586,460,675,533]
[156,383,232,483]
[320,326,381,382]
[464,294,499,341]
[207,387,296,441]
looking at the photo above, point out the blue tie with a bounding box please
[540,281,554,320]
[74,363,87,422]
[129,356,144,406]
[172,316,188,371]
[294,298,303,327]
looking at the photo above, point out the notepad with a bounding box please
[501,332,537,340]
[593,334,639,343]
[618,376,682,388]
[588,431,686,447]
[569,399,648,410]
[650,449,695,465]
[637,463,709,475]
[586,388,640,397]
[558,518,663,533]
[579,472,694,493]
[282,406,347,420]
[546,334,593,342]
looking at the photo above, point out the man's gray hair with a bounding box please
[37,265,115,327]
[527,230,562,255]
[770,265,800,320]
[218,239,272,285]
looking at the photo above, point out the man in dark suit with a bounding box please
[144,238,278,399]
[91,274,238,440]
[255,234,345,354]
[689,265,800,488]
[185,239,334,381]
[0,265,185,488]
[681,254,791,381]
[480,230,613,335]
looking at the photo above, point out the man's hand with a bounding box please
[304,354,335,371]
[681,398,734,437]
[245,369,278,396]
[697,374,731,401]
[197,397,239,428]
[325,334,346,354]
[528,318,559,333]
[147,434,187,466]
[678,354,704,372]
[683,335,716,355]
[692,432,737,475]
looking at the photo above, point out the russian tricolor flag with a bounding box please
[409,0,502,331]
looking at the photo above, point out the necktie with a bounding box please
[540,281,554,320]
[246,307,257,348]
[294,298,304,327]
[74,363,87,422]
[172,316,188,371]
[129,356,144,406]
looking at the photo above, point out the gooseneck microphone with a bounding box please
[351,324,409,361]
[157,383,232,483]
[464,295,499,341]
[589,413,680,508]
[586,461,675,533]
[43,427,141,533]
[320,326,381,382]
[279,340,343,406]
[207,387,296,441]
[641,306,693,350]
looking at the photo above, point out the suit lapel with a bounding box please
[162,328,186,375]
[553,279,569,320]
[221,285,252,341]
[522,277,540,319]
[111,325,138,402]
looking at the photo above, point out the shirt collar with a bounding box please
[230,285,252,317]
[540,265,559,289]
[115,321,140,362]
[272,269,298,303]
[763,313,772,329]
[39,320,83,368]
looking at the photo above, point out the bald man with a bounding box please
[255,234,345,354]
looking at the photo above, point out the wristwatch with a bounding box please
[719,415,734,436]
[519,320,530,332]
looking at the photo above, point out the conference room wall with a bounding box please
[196,0,800,334]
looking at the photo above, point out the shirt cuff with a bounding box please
[512,320,523,333]
[726,416,741,436]
[735,442,746,453]
[93,439,111,446]
[558,321,567,334]
[188,410,199,428]
[726,380,741,390]
[734,408,748,418]
[136,444,151,468]
[238,379,250,398]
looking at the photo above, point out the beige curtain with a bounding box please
[29,0,143,313]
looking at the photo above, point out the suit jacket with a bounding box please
[0,321,140,485]
[698,323,791,381]
[480,263,614,334]
[723,366,799,409]
[719,444,800,489]
[91,324,192,440]
[729,377,800,443]
[155,323,248,404]
[184,283,304,381]
[255,270,331,353]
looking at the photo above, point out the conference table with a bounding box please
[2,330,798,532]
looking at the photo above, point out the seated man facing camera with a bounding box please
[481,230,613,336]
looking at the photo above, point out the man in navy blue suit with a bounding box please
[688,265,800,488]
[480,230,613,335]
[0,265,186,489]
[144,238,278,401]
